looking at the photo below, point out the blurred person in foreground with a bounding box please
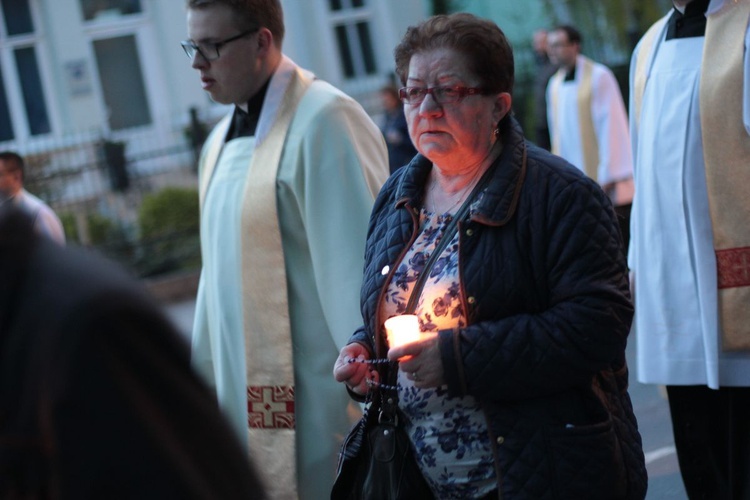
[333,13,646,500]
[0,150,65,245]
[629,0,750,497]
[182,0,388,498]
[379,84,418,174]
[0,205,264,499]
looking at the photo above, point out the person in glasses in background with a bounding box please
[182,0,388,498]
[546,25,634,248]
[334,13,646,499]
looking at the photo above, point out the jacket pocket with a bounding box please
[544,417,627,500]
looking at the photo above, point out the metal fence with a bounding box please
[23,110,207,278]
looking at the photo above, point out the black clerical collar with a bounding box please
[226,77,272,140]
[564,64,576,82]
[666,0,709,40]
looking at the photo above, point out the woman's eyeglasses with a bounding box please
[398,86,485,105]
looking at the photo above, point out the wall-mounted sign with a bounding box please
[64,59,92,97]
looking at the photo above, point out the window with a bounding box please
[0,0,51,141]
[329,0,364,10]
[80,0,142,22]
[2,0,33,35]
[14,47,50,135]
[329,0,377,79]
[0,67,13,142]
[93,35,151,130]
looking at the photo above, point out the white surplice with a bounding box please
[547,54,634,199]
[628,6,750,389]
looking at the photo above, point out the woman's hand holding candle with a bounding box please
[387,330,442,388]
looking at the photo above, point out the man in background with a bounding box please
[546,25,634,210]
[0,150,65,245]
[629,0,750,497]
[183,0,388,498]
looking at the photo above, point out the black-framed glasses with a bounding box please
[181,28,258,61]
[398,86,485,105]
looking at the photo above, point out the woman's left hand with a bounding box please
[387,331,444,388]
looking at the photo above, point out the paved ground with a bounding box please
[163,298,688,499]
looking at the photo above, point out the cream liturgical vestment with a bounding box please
[191,56,388,499]
[629,0,750,389]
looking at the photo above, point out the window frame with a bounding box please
[328,0,378,80]
[0,0,56,146]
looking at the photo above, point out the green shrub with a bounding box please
[137,187,200,277]
[88,213,121,245]
[59,212,79,243]
[87,213,134,267]
[58,211,128,249]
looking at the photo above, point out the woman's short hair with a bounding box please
[187,0,285,47]
[394,13,514,96]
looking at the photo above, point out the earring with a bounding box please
[493,128,499,137]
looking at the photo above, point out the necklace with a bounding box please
[430,187,464,214]
[428,166,485,215]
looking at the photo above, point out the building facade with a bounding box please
[0,0,426,163]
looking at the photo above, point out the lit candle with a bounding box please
[384,314,420,348]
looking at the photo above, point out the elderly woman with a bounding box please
[333,13,646,500]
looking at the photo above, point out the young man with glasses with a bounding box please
[182,1,388,498]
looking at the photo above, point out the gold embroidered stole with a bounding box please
[198,115,231,206]
[199,66,312,497]
[550,57,598,181]
[549,68,565,157]
[700,0,750,351]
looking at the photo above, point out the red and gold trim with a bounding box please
[716,247,750,289]
[247,385,295,429]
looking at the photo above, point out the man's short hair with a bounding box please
[554,25,582,46]
[186,0,285,47]
[0,151,24,181]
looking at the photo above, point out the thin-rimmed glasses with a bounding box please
[398,86,485,105]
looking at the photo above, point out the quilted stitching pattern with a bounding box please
[350,119,646,499]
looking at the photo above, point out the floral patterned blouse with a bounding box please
[380,207,496,499]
